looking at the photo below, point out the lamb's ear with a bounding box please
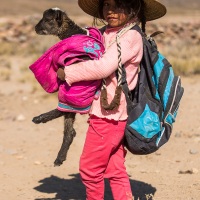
[55,10,63,27]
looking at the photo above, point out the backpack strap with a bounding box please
[120,25,144,112]
[121,25,163,113]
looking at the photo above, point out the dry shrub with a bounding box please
[27,35,59,55]
[160,42,200,76]
[18,63,58,98]
[0,58,11,81]
[0,69,11,81]
[0,42,16,55]
[18,63,45,93]
[0,35,58,57]
[1,19,199,78]
[170,57,200,75]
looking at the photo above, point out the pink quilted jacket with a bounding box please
[29,27,105,113]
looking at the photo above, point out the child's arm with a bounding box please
[64,30,142,86]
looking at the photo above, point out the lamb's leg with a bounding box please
[32,109,65,124]
[54,112,76,166]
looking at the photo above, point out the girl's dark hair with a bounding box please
[95,0,146,33]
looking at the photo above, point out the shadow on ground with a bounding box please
[34,174,156,200]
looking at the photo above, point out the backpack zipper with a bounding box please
[164,76,181,125]
[168,76,181,114]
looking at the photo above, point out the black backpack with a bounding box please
[121,25,184,154]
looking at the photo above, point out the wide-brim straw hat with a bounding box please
[78,0,167,21]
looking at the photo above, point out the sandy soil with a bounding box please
[0,55,200,200]
[0,1,200,199]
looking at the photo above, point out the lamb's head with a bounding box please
[35,8,87,40]
[35,8,69,38]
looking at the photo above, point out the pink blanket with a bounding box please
[29,27,105,113]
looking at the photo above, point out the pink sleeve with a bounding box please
[64,30,142,85]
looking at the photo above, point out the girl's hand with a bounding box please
[57,68,65,81]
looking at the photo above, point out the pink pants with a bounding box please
[79,115,133,200]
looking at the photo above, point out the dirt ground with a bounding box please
[0,1,200,199]
[0,59,200,200]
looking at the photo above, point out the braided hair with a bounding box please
[94,0,147,111]
[95,0,146,33]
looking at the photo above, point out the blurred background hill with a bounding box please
[0,0,200,17]
[0,0,199,78]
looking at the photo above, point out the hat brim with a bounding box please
[144,0,167,21]
[78,0,167,21]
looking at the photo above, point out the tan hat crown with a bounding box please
[78,0,167,21]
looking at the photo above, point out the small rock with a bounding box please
[33,99,39,104]
[194,138,200,143]
[140,170,147,173]
[16,155,24,160]
[175,132,182,138]
[192,168,199,174]
[18,35,27,42]
[6,149,18,155]
[189,149,199,155]
[34,161,42,165]
[179,168,199,174]
[16,114,26,121]
[22,96,28,101]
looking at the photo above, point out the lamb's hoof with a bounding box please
[54,158,65,167]
[32,115,47,124]
[32,116,42,124]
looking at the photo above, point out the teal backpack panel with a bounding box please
[122,25,184,155]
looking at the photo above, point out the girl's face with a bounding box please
[103,0,129,28]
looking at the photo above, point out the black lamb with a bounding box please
[33,8,89,166]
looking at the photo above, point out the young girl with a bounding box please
[58,0,166,199]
